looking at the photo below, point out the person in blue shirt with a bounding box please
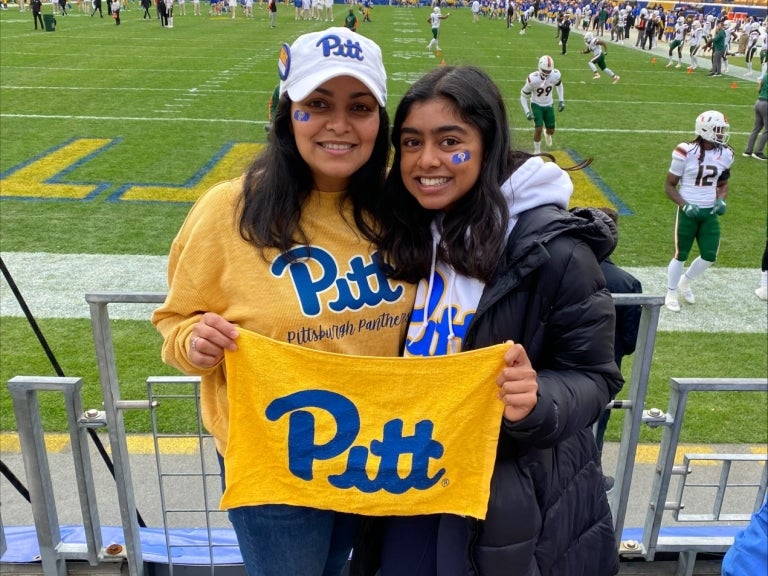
[721,498,768,576]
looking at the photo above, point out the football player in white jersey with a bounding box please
[666,16,688,68]
[582,32,620,83]
[520,55,564,153]
[744,20,761,76]
[664,111,734,312]
[722,20,738,73]
[687,20,704,70]
[426,6,451,55]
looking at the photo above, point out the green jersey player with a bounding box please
[664,111,734,312]
[520,55,565,153]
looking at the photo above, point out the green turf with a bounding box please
[1,6,766,441]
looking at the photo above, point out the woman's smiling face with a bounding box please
[290,75,381,192]
[397,97,483,211]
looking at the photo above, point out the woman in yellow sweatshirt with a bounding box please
[152,27,416,576]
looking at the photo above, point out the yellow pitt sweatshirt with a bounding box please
[152,177,416,454]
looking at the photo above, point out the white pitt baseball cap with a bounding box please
[278,27,387,107]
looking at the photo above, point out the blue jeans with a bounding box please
[219,453,356,576]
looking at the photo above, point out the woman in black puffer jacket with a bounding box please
[352,65,624,576]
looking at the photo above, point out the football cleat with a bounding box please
[665,291,681,312]
[678,277,695,304]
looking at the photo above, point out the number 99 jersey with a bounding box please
[521,69,563,107]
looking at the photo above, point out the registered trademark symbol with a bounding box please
[442,478,450,488]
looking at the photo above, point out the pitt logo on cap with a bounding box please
[314,33,366,62]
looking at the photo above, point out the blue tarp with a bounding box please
[1,524,746,566]
[1,525,244,565]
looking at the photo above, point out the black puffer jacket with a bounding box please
[461,205,623,576]
[352,205,623,576]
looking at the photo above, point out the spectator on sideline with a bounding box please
[742,72,768,161]
[31,0,43,28]
[558,13,571,54]
[708,20,726,77]
[344,6,357,30]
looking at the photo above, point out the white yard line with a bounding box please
[1,252,766,332]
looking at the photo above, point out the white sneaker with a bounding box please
[611,74,620,84]
[675,63,681,68]
[666,61,674,67]
[593,72,601,79]
[756,286,768,301]
[665,291,681,312]
[678,277,695,304]
[545,133,553,147]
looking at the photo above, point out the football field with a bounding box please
[0,4,766,442]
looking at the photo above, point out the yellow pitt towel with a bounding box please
[221,329,508,519]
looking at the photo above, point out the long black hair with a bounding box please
[375,65,531,283]
[237,91,391,261]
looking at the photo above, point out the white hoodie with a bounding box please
[403,156,573,358]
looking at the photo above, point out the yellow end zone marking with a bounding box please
[0,432,70,453]
[0,144,614,207]
[0,138,112,200]
[551,150,613,210]
[119,143,263,203]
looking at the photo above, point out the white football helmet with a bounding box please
[677,16,685,24]
[584,31,595,43]
[695,110,730,145]
[538,55,554,77]
[433,6,440,14]
[691,20,701,30]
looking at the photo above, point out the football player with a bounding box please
[688,19,704,70]
[426,6,450,55]
[664,111,734,312]
[744,19,761,77]
[520,55,565,153]
[666,16,688,68]
[582,32,620,83]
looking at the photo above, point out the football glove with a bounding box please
[712,198,726,215]
[558,101,565,112]
[682,202,700,218]
[526,111,534,121]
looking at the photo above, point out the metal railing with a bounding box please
[3,291,766,576]
[622,377,768,576]
[7,376,104,576]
